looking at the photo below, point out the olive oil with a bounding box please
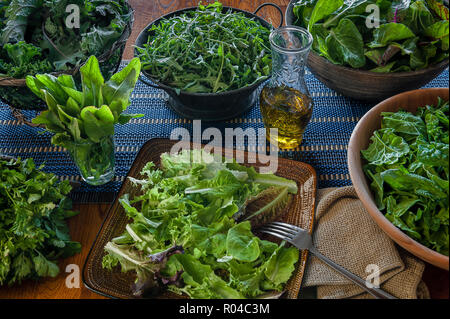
[260,26,314,149]
[260,85,313,149]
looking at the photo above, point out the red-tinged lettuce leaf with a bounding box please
[103,243,184,298]
[426,0,449,20]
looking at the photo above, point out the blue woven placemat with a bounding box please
[0,62,448,203]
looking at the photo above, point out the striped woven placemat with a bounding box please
[0,62,448,203]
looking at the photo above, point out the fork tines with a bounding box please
[258,222,303,242]
[271,222,302,232]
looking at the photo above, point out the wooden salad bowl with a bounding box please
[285,1,449,102]
[348,88,449,270]
[307,53,449,102]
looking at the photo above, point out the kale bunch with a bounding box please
[362,98,449,255]
[0,0,132,79]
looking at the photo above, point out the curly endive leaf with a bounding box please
[426,0,449,20]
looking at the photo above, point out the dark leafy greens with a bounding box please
[0,0,132,79]
[103,150,300,299]
[0,157,81,285]
[362,98,449,255]
[293,0,449,72]
[136,2,272,94]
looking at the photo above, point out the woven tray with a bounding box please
[82,138,317,299]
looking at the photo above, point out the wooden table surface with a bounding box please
[0,0,448,299]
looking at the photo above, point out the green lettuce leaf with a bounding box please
[226,222,260,262]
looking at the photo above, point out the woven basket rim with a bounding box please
[0,1,134,88]
[82,138,318,299]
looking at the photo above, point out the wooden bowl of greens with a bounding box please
[286,0,449,102]
[0,0,133,111]
[348,88,449,270]
[135,2,283,121]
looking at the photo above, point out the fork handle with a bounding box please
[309,247,397,299]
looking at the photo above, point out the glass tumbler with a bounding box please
[68,135,115,186]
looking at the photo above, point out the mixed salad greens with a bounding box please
[0,0,132,79]
[0,157,81,285]
[136,2,272,94]
[103,150,300,299]
[292,0,449,72]
[362,98,449,255]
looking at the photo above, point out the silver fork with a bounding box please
[259,222,396,299]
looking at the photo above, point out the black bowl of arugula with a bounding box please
[135,2,283,121]
[286,0,449,102]
[0,0,133,111]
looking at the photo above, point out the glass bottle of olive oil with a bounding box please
[260,27,314,149]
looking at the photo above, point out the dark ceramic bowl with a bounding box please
[135,4,283,121]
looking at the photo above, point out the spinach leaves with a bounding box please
[136,2,272,93]
[103,150,299,299]
[362,98,449,255]
[0,157,80,285]
[293,0,449,72]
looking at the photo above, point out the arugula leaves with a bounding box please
[102,150,299,299]
[0,157,80,285]
[293,0,449,72]
[362,98,449,255]
[136,2,272,93]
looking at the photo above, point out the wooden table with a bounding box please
[0,0,448,299]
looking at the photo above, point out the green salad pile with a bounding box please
[292,0,449,72]
[0,157,81,285]
[0,0,132,79]
[136,2,272,94]
[103,150,300,299]
[362,98,449,255]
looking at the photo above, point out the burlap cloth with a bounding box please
[302,187,430,299]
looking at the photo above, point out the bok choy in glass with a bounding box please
[26,56,142,185]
